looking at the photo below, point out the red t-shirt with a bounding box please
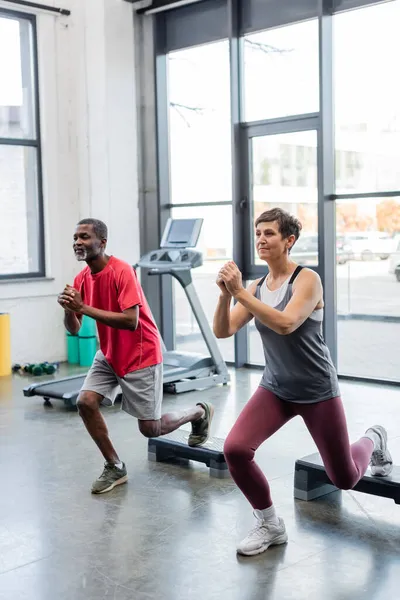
[73,256,162,377]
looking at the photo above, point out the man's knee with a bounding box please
[138,420,161,438]
[76,391,102,415]
[224,436,253,465]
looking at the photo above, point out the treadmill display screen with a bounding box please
[161,218,203,249]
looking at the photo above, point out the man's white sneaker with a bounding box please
[237,511,288,557]
[365,425,393,477]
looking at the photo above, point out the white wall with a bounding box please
[0,0,140,364]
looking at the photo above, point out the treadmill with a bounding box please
[137,217,230,394]
[23,374,91,409]
[24,218,230,408]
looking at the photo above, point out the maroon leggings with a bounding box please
[224,387,374,509]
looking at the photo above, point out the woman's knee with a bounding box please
[224,436,253,465]
[326,469,356,491]
[76,391,102,415]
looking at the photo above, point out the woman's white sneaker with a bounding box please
[365,425,393,477]
[237,511,288,556]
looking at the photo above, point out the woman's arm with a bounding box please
[213,280,259,339]
[220,264,322,335]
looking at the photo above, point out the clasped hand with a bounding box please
[57,284,84,312]
[216,261,244,297]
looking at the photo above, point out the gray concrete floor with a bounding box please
[1,367,400,600]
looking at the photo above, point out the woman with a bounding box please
[213,207,392,557]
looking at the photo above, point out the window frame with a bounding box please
[0,8,45,281]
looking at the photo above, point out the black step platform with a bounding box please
[148,429,229,479]
[294,453,400,504]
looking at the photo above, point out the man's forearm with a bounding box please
[64,311,81,335]
[213,295,232,338]
[82,305,137,330]
[234,289,289,334]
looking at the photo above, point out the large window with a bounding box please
[0,11,44,279]
[334,1,400,381]
[167,41,234,361]
[336,198,400,381]
[335,2,400,195]
[243,19,319,122]
[152,0,400,384]
[168,41,232,205]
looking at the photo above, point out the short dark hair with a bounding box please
[255,208,302,241]
[77,218,108,240]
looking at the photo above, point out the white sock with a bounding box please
[363,432,380,451]
[112,462,123,469]
[255,505,279,527]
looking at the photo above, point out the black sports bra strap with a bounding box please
[257,274,268,288]
[288,265,303,285]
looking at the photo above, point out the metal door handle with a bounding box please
[238,196,248,212]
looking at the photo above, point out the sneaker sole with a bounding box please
[237,533,288,557]
[369,426,393,477]
[371,450,394,477]
[188,403,215,447]
[91,474,128,495]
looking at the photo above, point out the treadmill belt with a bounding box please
[163,366,193,378]
[33,376,86,399]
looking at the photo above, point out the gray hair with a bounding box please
[77,218,108,240]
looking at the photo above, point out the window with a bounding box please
[171,205,235,362]
[336,197,400,381]
[250,131,318,267]
[334,1,400,383]
[154,0,400,384]
[168,41,232,205]
[166,40,234,363]
[243,19,319,122]
[0,11,44,279]
[334,2,400,194]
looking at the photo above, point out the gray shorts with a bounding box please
[80,350,163,420]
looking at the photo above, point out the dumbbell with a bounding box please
[22,362,58,376]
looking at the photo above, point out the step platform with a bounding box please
[148,429,229,479]
[294,452,400,504]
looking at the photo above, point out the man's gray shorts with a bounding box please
[80,351,163,420]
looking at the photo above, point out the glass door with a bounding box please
[241,120,320,278]
[239,120,321,365]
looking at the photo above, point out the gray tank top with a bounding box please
[255,266,340,403]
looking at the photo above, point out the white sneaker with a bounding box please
[237,511,288,557]
[366,425,393,477]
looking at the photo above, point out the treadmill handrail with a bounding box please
[147,266,191,273]
[182,282,229,378]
